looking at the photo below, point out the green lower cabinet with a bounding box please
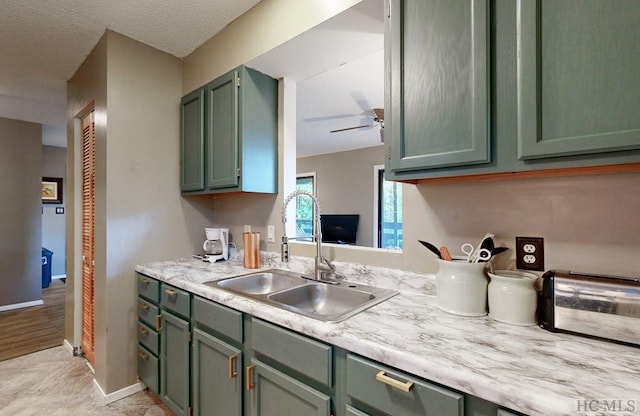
[345,404,370,416]
[248,359,331,416]
[346,354,463,416]
[192,328,242,416]
[137,345,159,394]
[160,310,191,416]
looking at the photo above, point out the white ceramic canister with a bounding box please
[487,270,538,325]
[435,257,489,316]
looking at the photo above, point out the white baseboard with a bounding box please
[63,339,74,355]
[93,378,145,405]
[0,299,43,312]
[52,274,67,280]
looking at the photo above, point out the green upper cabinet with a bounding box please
[385,0,640,182]
[205,70,239,189]
[181,65,278,195]
[180,89,205,192]
[517,0,640,160]
[386,0,490,174]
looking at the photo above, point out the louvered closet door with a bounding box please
[81,110,95,365]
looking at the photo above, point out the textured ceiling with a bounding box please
[0,0,384,154]
[0,0,261,145]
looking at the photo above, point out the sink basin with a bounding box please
[207,269,397,322]
[269,283,374,318]
[215,270,307,295]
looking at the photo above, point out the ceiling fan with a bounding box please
[329,107,384,134]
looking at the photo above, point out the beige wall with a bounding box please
[183,0,362,93]
[0,117,42,307]
[66,30,108,386]
[67,31,214,394]
[297,145,385,247]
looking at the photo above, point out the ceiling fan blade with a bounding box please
[329,124,371,133]
[350,91,371,112]
[302,113,362,122]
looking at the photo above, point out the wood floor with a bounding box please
[0,279,65,362]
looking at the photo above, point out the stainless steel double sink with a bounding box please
[204,269,398,322]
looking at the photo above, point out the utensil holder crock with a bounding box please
[436,257,488,316]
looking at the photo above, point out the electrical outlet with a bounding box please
[267,225,275,243]
[516,237,544,271]
[244,224,251,232]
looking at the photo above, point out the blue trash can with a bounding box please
[42,248,53,289]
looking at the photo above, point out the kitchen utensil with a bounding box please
[439,246,452,261]
[461,243,491,263]
[491,247,509,256]
[480,237,495,254]
[418,240,442,259]
[488,270,538,325]
[467,233,495,262]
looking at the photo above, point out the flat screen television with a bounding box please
[320,214,359,245]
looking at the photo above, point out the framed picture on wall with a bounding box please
[42,177,63,204]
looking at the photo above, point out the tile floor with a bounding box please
[0,346,172,416]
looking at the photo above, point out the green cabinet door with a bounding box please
[517,0,640,159]
[386,0,490,173]
[205,69,239,189]
[248,359,330,416]
[160,311,191,416]
[192,329,242,416]
[180,89,205,192]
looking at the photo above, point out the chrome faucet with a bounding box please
[281,190,336,281]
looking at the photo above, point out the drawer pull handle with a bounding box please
[138,326,148,335]
[164,289,177,297]
[140,278,149,285]
[246,365,256,390]
[228,354,238,379]
[155,314,162,332]
[139,303,150,311]
[138,350,149,360]
[376,371,414,392]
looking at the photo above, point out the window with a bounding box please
[295,173,315,239]
[375,167,402,249]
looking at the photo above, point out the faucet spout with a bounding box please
[281,190,333,280]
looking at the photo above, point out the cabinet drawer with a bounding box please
[137,274,159,303]
[346,354,464,416]
[160,283,190,318]
[137,320,159,356]
[252,319,332,387]
[193,296,243,343]
[137,345,159,394]
[345,404,370,416]
[137,297,160,328]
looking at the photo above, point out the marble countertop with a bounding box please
[136,254,640,416]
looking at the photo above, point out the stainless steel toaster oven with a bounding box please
[538,270,640,346]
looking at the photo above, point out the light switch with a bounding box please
[267,225,275,243]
